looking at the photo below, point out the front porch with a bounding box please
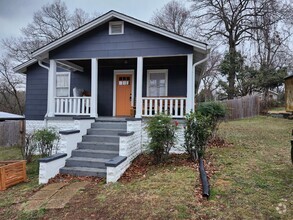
[47,55,195,119]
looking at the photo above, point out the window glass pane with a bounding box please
[56,75,68,87]
[56,73,69,97]
[148,72,167,96]
[56,88,68,97]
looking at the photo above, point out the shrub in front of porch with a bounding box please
[146,114,178,163]
[20,128,60,161]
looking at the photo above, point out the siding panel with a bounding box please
[25,64,48,120]
[50,21,193,59]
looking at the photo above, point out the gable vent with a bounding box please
[109,21,124,35]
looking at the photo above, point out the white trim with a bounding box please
[186,54,193,113]
[32,11,208,58]
[56,60,84,72]
[146,69,168,97]
[91,58,98,118]
[13,59,37,73]
[47,60,57,117]
[135,57,143,118]
[109,21,124,35]
[56,72,71,97]
[112,70,134,116]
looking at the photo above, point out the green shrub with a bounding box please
[197,102,226,137]
[33,128,60,157]
[146,114,178,163]
[184,112,213,161]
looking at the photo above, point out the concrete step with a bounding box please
[77,142,119,151]
[82,135,120,143]
[60,166,106,177]
[65,157,108,168]
[87,128,125,136]
[71,149,119,159]
[91,122,126,129]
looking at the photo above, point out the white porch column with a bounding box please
[135,56,143,118]
[91,58,98,118]
[47,60,57,117]
[186,54,194,113]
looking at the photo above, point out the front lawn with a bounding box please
[0,116,292,219]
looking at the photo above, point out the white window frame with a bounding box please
[109,21,124,35]
[147,69,168,97]
[56,72,70,97]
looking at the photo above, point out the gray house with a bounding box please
[14,11,209,183]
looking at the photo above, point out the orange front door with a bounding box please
[116,74,132,116]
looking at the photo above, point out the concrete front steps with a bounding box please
[60,118,127,177]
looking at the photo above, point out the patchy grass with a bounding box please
[204,116,293,219]
[0,146,41,219]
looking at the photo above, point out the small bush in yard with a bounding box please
[184,112,213,161]
[34,128,60,157]
[197,102,226,137]
[20,133,38,163]
[146,114,178,163]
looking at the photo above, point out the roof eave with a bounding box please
[13,59,37,73]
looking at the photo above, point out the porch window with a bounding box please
[147,69,168,96]
[109,21,124,35]
[56,72,70,97]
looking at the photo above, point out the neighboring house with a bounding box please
[252,90,279,101]
[14,10,209,184]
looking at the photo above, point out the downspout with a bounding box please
[38,60,50,128]
[192,51,210,108]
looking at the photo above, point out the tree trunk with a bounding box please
[228,45,236,99]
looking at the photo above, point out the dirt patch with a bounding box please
[208,136,234,148]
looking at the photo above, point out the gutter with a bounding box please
[38,60,50,70]
[38,60,50,127]
[192,50,210,106]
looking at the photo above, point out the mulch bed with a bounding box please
[48,173,104,184]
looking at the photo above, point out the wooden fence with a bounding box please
[0,121,25,147]
[222,95,260,120]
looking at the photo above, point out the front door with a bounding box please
[116,74,132,116]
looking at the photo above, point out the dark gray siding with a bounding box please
[70,70,91,96]
[50,20,193,59]
[142,56,187,97]
[25,63,48,120]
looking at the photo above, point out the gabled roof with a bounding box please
[32,10,209,58]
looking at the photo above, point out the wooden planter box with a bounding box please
[0,160,27,190]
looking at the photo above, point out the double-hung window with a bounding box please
[147,69,168,97]
[56,72,70,97]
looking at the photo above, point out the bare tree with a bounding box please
[150,0,193,36]
[190,0,276,99]
[249,0,293,108]
[2,0,95,64]
[0,57,25,114]
[198,49,222,101]
[70,8,93,30]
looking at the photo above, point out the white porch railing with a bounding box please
[55,97,91,115]
[142,97,186,118]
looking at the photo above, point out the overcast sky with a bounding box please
[0,0,171,40]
